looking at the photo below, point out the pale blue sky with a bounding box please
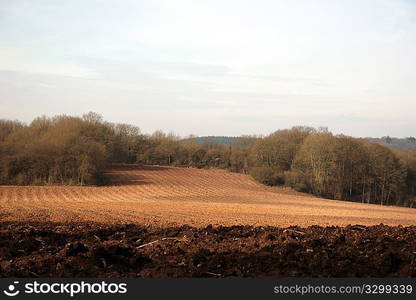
[1,0,415,137]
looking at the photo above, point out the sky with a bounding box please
[0,0,415,137]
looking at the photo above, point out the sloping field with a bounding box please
[1,164,416,227]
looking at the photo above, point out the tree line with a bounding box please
[0,112,256,185]
[1,113,415,207]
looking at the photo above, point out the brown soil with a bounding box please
[1,164,416,227]
[2,165,416,278]
[1,222,415,278]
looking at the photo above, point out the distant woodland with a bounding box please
[367,136,416,151]
[1,112,415,207]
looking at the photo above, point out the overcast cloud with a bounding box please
[0,0,415,137]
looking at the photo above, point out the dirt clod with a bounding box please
[1,222,416,278]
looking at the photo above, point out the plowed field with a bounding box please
[1,164,415,227]
[2,222,416,277]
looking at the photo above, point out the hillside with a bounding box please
[181,135,259,147]
[183,135,416,151]
[3,115,414,208]
[1,164,416,227]
[181,136,238,145]
[367,137,416,151]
